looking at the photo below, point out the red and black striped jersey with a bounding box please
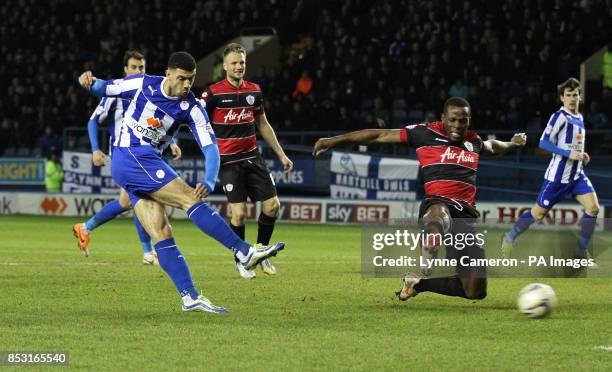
[201,79,264,164]
[400,121,483,207]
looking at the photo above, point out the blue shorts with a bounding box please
[536,172,596,209]
[111,146,178,206]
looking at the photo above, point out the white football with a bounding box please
[517,283,557,319]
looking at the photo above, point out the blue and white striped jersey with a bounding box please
[99,74,215,154]
[89,97,128,146]
[541,107,585,183]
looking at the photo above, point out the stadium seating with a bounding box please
[0,0,610,155]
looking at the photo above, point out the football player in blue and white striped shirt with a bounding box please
[73,51,181,265]
[77,51,284,313]
[502,78,600,263]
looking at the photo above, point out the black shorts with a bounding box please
[218,155,277,203]
[419,197,486,278]
[418,196,480,220]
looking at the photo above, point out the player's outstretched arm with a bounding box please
[78,71,141,100]
[482,133,527,156]
[78,71,112,97]
[313,129,402,157]
[78,71,97,90]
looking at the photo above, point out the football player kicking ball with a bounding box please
[78,52,284,313]
[314,97,526,301]
[502,78,600,265]
[72,50,182,265]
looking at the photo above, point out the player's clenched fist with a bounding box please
[78,71,96,90]
[569,150,590,165]
[582,152,590,166]
[280,155,294,172]
[511,133,527,147]
[169,143,182,160]
[92,150,108,166]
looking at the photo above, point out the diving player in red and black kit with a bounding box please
[313,97,527,301]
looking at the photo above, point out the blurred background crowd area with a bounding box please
[1,0,611,157]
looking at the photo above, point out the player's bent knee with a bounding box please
[161,225,172,237]
[586,206,600,216]
[118,191,132,210]
[184,198,201,212]
[230,206,248,223]
[262,199,280,217]
[232,215,246,224]
[119,198,131,210]
[423,206,451,234]
[233,209,247,221]
[531,208,547,221]
[154,224,173,242]
[180,190,201,211]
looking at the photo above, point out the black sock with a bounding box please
[414,277,467,298]
[230,223,245,263]
[257,213,277,245]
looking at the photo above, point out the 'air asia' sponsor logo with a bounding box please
[440,147,475,164]
[41,197,68,214]
[417,146,478,169]
[223,109,253,123]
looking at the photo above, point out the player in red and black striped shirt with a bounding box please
[202,43,293,279]
[314,97,526,302]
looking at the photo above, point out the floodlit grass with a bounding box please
[0,216,610,370]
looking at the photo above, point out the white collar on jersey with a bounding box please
[560,106,581,118]
[160,77,179,100]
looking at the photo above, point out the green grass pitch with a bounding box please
[0,215,610,370]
